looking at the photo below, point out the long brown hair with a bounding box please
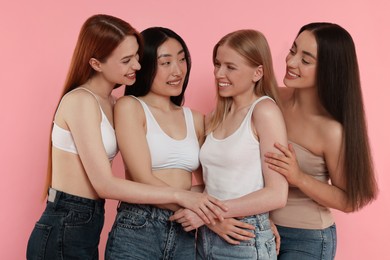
[42,14,142,200]
[299,22,378,210]
[208,29,279,132]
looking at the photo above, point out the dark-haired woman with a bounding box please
[265,22,378,259]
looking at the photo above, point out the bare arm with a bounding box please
[114,96,179,211]
[222,99,288,218]
[265,120,352,212]
[65,93,225,222]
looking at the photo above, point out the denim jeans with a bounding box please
[26,188,105,260]
[276,224,337,260]
[197,213,276,260]
[105,203,196,260]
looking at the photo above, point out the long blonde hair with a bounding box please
[208,29,279,132]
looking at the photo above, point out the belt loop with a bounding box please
[48,188,60,208]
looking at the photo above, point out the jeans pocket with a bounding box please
[64,209,93,226]
[116,210,147,230]
[26,223,52,260]
[265,235,276,259]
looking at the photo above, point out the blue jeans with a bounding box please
[197,213,276,260]
[105,203,196,260]
[26,188,105,260]
[276,224,337,260]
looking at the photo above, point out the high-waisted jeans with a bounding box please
[26,188,105,260]
[105,203,196,260]
[276,224,337,260]
[197,213,276,260]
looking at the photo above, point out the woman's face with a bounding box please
[213,44,262,98]
[150,38,187,97]
[99,35,141,86]
[283,30,317,89]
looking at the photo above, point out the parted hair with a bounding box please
[43,14,142,199]
[208,29,279,132]
[124,27,191,106]
[299,22,378,210]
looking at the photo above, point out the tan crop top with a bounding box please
[270,141,334,229]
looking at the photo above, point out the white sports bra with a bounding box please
[51,87,118,161]
[131,96,200,172]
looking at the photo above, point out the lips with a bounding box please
[218,82,231,87]
[125,72,136,80]
[285,70,299,79]
[167,80,182,86]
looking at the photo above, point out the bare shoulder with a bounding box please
[252,97,283,119]
[115,95,141,110]
[318,117,343,152]
[189,108,205,124]
[60,88,100,118]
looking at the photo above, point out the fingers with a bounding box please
[221,235,241,245]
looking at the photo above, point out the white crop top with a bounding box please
[51,88,118,161]
[132,96,200,172]
[200,96,273,200]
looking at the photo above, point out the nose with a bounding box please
[214,66,225,79]
[132,59,141,71]
[286,53,298,68]
[172,62,183,76]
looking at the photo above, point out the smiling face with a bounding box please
[99,35,141,86]
[283,30,317,89]
[213,44,262,98]
[150,38,187,97]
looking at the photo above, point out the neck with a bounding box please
[142,93,176,111]
[290,87,327,116]
[84,76,116,99]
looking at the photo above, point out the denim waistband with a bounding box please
[117,202,173,221]
[48,188,105,213]
[239,212,270,231]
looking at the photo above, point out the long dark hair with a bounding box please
[43,14,142,199]
[299,22,378,210]
[124,27,191,106]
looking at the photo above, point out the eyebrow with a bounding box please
[293,42,317,60]
[157,49,185,59]
[120,54,137,61]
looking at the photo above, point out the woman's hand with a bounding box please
[174,190,227,225]
[264,142,303,186]
[169,208,205,231]
[269,219,280,255]
[207,218,255,245]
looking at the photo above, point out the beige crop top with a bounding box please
[270,141,334,229]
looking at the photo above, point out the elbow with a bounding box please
[274,189,288,210]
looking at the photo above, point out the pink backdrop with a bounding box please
[1,1,389,259]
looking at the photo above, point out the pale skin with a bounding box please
[114,37,225,224]
[51,35,226,223]
[264,30,352,213]
[170,43,288,249]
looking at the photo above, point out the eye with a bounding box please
[302,59,310,65]
[122,59,130,64]
[227,65,236,70]
[180,57,186,63]
[289,48,296,55]
[214,62,221,68]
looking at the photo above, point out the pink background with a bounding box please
[1,1,389,259]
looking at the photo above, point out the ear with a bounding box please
[89,58,102,72]
[253,65,263,83]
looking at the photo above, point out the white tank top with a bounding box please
[132,96,200,172]
[51,87,118,161]
[200,96,273,200]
